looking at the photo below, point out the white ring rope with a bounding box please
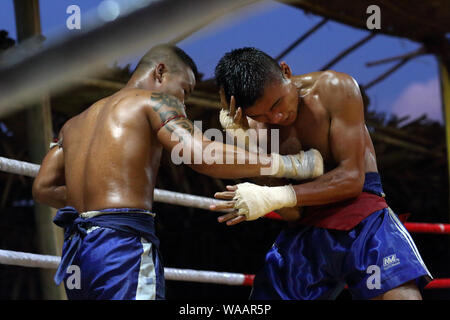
[0,156,251,286]
[0,156,229,211]
[0,156,40,178]
[164,268,249,286]
[0,156,249,286]
[0,249,249,286]
[0,249,59,269]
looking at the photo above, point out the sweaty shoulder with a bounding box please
[116,88,155,109]
[58,114,77,141]
[137,90,188,132]
[316,71,363,113]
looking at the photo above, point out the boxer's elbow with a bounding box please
[343,170,365,198]
[32,179,56,205]
[32,179,47,204]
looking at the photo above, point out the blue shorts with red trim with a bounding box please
[250,207,432,300]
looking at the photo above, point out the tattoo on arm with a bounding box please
[165,119,194,135]
[150,92,195,140]
[150,92,185,120]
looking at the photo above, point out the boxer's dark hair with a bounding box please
[135,44,198,81]
[215,47,283,110]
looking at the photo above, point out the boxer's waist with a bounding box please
[53,206,159,285]
[298,172,388,231]
[53,206,159,245]
[361,172,385,197]
[79,207,156,219]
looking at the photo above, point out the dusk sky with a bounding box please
[0,0,444,123]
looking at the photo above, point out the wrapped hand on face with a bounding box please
[219,99,324,181]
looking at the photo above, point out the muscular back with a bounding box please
[61,89,162,212]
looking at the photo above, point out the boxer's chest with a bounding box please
[277,95,332,162]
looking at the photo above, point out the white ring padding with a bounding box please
[0,156,40,178]
[0,156,231,212]
[154,188,228,211]
[0,249,59,269]
[164,267,246,286]
[0,249,246,286]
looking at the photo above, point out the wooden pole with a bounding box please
[13,0,66,300]
[437,55,450,215]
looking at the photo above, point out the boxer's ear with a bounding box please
[280,61,292,79]
[154,63,166,83]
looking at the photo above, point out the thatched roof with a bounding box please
[281,0,450,43]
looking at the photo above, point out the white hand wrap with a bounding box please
[270,149,323,180]
[220,108,324,180]
[219,109,244,130]
[219,108,251,150]
[233,182,297,221]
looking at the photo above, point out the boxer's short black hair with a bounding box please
[215,47,283,109]
[135,44,198,81]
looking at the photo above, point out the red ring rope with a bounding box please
[239,274,450,289]
[264,212,450,234]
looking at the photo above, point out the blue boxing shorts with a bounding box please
[250,207,432,300]
[53,207,164,300]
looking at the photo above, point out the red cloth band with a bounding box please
[158,114,187,132]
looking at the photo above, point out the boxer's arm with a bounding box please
[290,72,366,206]
[213,73,365,225]
[250,176,302,221]
[32,134,67,209]
[145,92,272,179]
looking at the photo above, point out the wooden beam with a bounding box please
[371,131,443,158]
[320,33,376,71]
[366,47,426,67]
[13,0,66,300]
[0,0,262,116]
[69,77,222,109]
[275,18,328,61]
[362,57,412,90]
[366,120,434,147]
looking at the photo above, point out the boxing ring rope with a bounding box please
[264,212,450,234]
[1,155,450,290]
[399,222,450,235]
[0,249,254,286]
[0,156,228,210]
[1,249,449,289]
[2,155,450,233]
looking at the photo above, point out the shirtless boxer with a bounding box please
[32,44,323,300]
[211,47,432,300]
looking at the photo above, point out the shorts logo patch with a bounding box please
[383,254,400,270]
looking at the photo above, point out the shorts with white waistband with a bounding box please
[61,210,164,300]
